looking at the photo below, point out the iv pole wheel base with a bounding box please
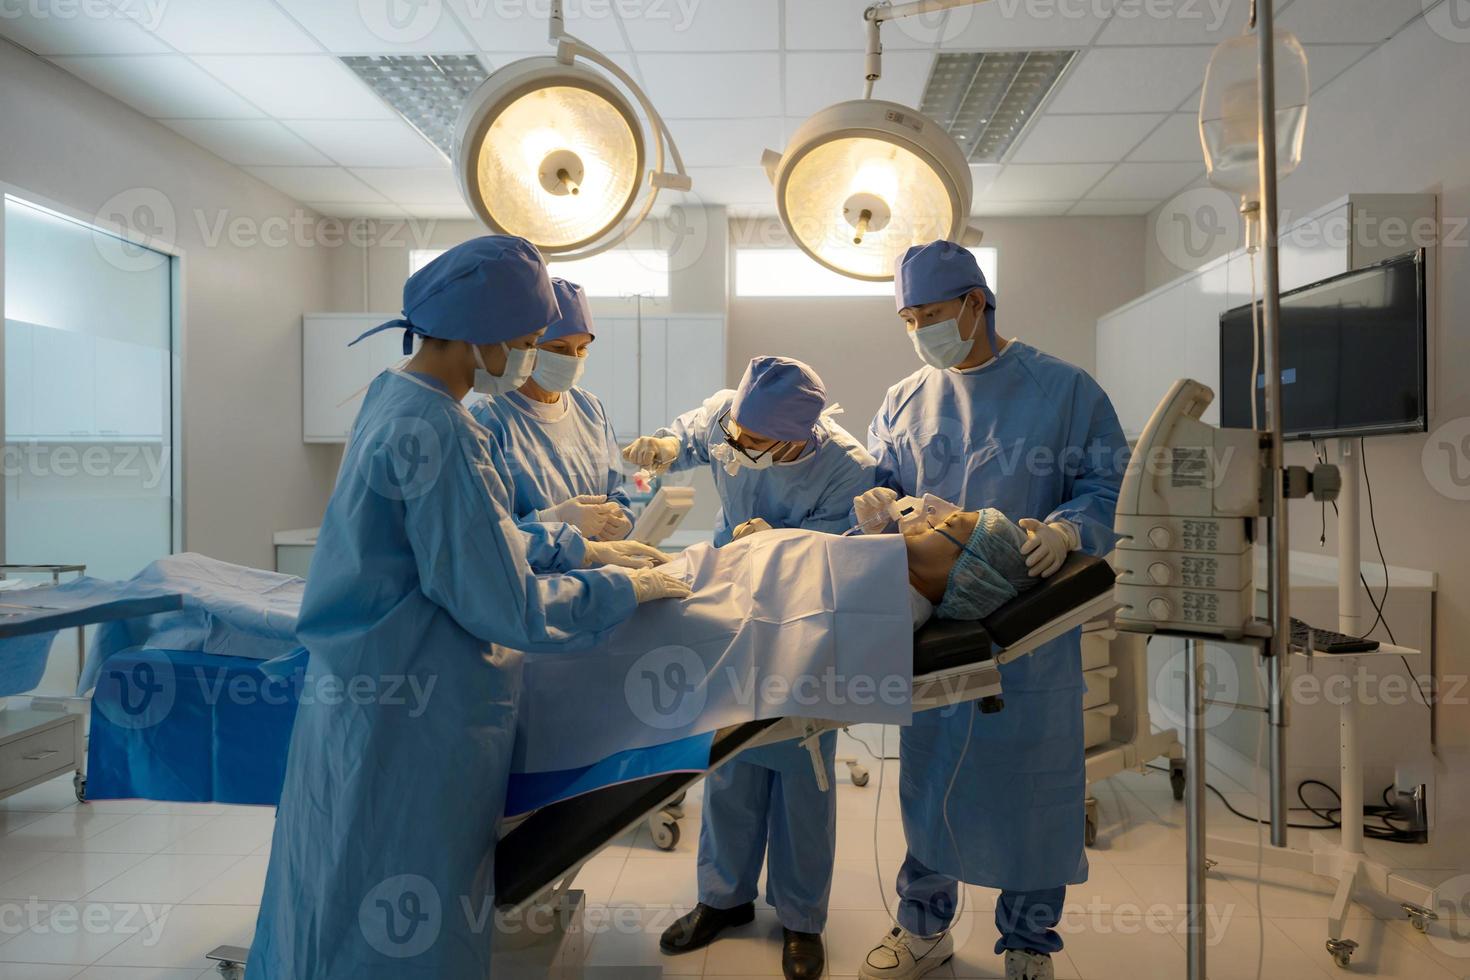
[1325,938,1358,969]
[1401,902,1437,933]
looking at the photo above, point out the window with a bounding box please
[409,247,670,297]
[3,195,177,581]
[736,246,999,298]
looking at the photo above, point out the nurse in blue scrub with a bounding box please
[625,355,877,980]
[854,241,1128,980]
[247,236,690,980]
[471,278,634,542]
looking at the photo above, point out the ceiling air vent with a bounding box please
[919,50,1077,163]
[340,54,490,159]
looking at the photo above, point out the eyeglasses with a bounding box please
[717,411,781,464]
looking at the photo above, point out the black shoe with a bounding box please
[659,902,756,953]
[783,927,825,979]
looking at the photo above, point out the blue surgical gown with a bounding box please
[658,390,877,546]
[869,341,1127,892]
[660,388,877,932]
[248,369,638,980]
[470,388,634,532]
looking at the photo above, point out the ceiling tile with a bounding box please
[785,51,933,118]
[49,55,264,118]
[938,0,1119,49]
[446,0,626,52]
[1010,113,1165,164]
[984,163,1111,201]
[284,119,445,167]
[192,55,395,119]
[306,202,409,219]
[969,165,1002,197]
[971,201,1074,216]
[1086,161,1201,199]
[1046,46,1213,114]
[1127,113,1201,162]
[622,0,779,51]
[785,0,938,51]
[1279,0,1424,44]
[146,0,320,53]
[162,119,332,166]
[637,54,782,118]
[665,118,785,168]
[398,202,475,219]
[275,0,476,53]
[244,166,388,203]
[683,167,775,207]
[1067,199,1160,215]
[1304,44,1374,90]
[349,167,463,204]
[1094,0,1254,46]
[0,8,167,55]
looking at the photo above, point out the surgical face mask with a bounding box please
[472,343,536,396]
[898,493,962,536]
[531,349,585,393]
[711,441,777,477]
[910,298,976,370]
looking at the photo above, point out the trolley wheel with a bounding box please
[848,763,871,788]
[1169,759,1187,801]
[1084,816,1098,848]
[650,813,681,851]
[73,772,87,804]
[217,963,244,980]
[1410,914,1428,934]
[1325,938,1357,969]
[1401,902,1437,933]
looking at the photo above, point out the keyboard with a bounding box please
[1289,617,1380,654]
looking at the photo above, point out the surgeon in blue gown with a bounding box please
[471,278,634,543]
[624,355,877,980]
[854,242,1128,980]
[247,237,690,980]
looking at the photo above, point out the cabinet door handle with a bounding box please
[22,749,59,762]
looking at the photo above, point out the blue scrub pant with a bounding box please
[696,736,837,934]
[896,851,1066,954]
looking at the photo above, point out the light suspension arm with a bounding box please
[862,0,996,97]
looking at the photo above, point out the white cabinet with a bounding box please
[301,314,404,443]
[3,320,167,441]
[300,312,726,443]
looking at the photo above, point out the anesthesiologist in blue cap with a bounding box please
[624,355,877,980]
[853,241,1128,980]
[247,236,691,980]
[471,278,635,543]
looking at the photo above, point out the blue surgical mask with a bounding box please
[531,349,585,393]
[473,343,536,396]
[910,298,976,370]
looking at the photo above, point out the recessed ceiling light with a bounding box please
[920,50,1078,164]
[340,54,489,160]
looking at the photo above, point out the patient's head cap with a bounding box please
[731,355,827,443]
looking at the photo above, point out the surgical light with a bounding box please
[453,1,690,259]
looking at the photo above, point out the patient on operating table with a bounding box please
[900,503,1042,629]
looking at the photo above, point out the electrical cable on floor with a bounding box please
[845,726,899,762]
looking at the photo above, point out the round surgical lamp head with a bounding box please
[761,100,982,282]
[1199,31,1309,201]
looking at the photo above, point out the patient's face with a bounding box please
[904,510,979,604]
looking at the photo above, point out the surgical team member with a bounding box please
[472,277,633,542]
[624,356,877,980]
[248,237,690,980]
[854,242,1127,980]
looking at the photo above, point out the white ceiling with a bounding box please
[0,0,1428,221]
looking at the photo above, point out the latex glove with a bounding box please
[542,494,623,539]
[622,435,680,473]
[1019,518,1080,578]
[853,487,900,534]
[583,539,669,570]
[731,517,773,541]
[627,568,693,604]
[597,509,634,541]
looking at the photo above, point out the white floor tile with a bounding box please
[83,854,242,906]
[701,908,784,975]
[582,903,704,974]
[611,856,700,909]
[1274,913,1461,979]
[95,905,255,970]
[0,852,149,903]
[1,809,54,836]
[0,963,83,979]
[1059,913,1187,980]
[0,777,84,814]
[0,902,151,966]
[0,811,135,855]
[160,815,275,857]
[76,817,216,856]
[181,857,267,906]
[73,967,212,980]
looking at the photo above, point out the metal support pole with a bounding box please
[1185,638,1209,980]
[1336,440,1365,856]
[1254,0,1292,849]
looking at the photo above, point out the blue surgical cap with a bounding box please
[541,278,595,343]
[352,235,560,353]
[894,240,997,341]
[730,356,827,442]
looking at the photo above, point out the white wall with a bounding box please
[0,39,341,571]
[1134,15,1470,778]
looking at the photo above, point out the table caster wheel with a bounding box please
[73,772,87,804]
[650,813,681,851]
[848,763,870,787]
[217,963,244,980]
[1084,796,1099,847]
[1401,902,1437,933]
[1325,938,1357,969]
[1169,759,1187,801]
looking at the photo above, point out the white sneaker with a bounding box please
[858,925,954,979]
[1005,948,1055,980]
